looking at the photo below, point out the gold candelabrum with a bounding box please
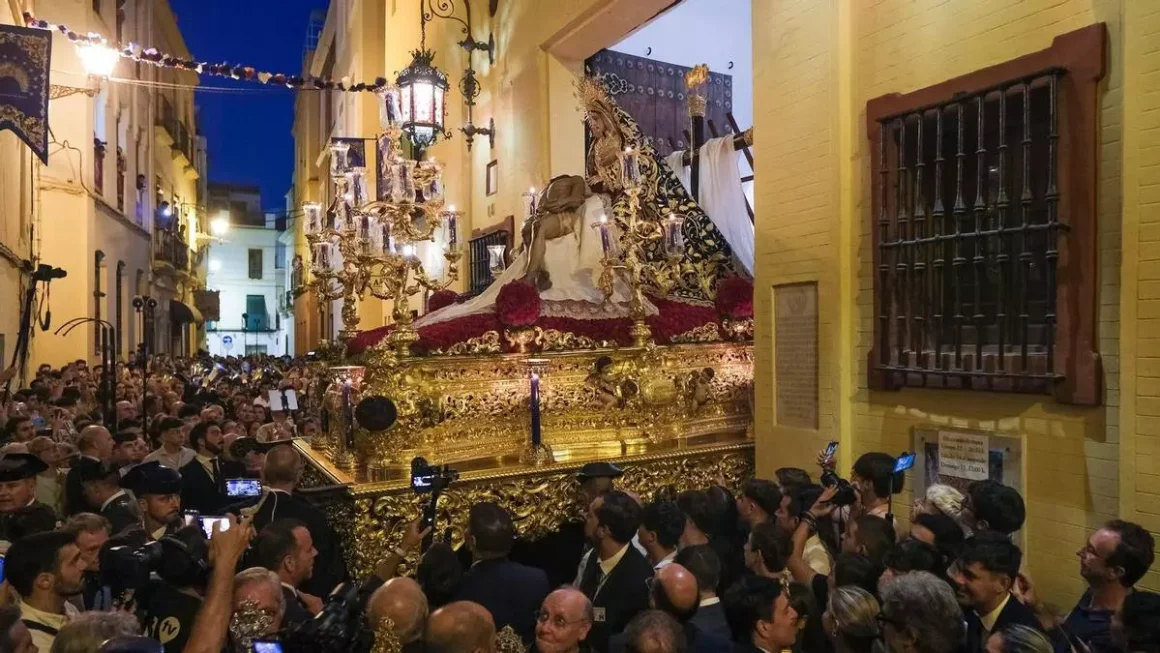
[595,146,692,347]
[303,110,462,357]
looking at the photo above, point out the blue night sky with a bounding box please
[168,0,330,211]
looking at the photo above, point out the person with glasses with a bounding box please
[533,588,594,653]
[1064,520,1155,653]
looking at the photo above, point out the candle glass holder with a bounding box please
[488,244,507,279]
[324,365,365,473]
[520,358,554,466]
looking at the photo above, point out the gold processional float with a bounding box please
[295,67,756,577]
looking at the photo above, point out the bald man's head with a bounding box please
[367,577,429,645]
[425,601,496,653]
[262,444,302,487]
[650,563,700,623]
[78,425,114,459]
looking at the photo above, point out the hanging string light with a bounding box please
[24,13,391,93]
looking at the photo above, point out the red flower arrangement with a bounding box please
[427,289,459,313]
[496,281,541,327]
[715,275,754,320]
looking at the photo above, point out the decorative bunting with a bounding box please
[0,24,51,163]
[24,13,391,93]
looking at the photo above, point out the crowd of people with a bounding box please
[0,354,1154,653]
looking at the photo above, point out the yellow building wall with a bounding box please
[1118,0,1160,597]
[753,0,1126,607]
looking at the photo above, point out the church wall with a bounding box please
[752,0,1129,607]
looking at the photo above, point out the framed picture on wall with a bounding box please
[486,160,499,196]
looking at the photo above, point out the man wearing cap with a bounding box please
[75,459,139,535]
[142,417,196,470]
[516,462,627,588]
[0,453,58,544]
[120,461,184,542]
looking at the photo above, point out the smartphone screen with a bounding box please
[199,516,230,539]
[0,555,7,583]
[252,641,283,653]
[411,472,436,492]
[226,478,262,497]
[893,452,916,473]
[824,441,838,458]
[183,511,199,527]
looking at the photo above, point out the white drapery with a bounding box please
[665,136,755,277]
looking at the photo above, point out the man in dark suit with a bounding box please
[455,502,550,645]
[65,425,114,515]
[252,518,320,628]
[950,532,1055,653]
[516,462,624,588]
[675,545,730,641]
[74,459,139,534]
[722,575,799,653]
[574,490,653,652]
[227,444,345,596]
[179,421,243,515]
[608,563,733,653]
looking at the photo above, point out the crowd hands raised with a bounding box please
[0,357,1155,653]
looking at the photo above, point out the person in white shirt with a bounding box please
[5,530,86,652]
[142,417,195,470]
[638,500,683,571]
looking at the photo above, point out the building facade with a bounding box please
[204,223,290,358]
[0,0,206,374]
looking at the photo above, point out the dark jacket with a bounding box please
[227,489,346,596]
[577,544,654,652]
[966,595,1060,653]
[178,457,244,515]
[281,585,314,628]
[100,492,140,535]
[455,557,551,644]
[0,501,58,542]
[65,455,100,516]
[690,600,731,642]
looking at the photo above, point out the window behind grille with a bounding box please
[865,23,1106,404]
[248,249,263,280]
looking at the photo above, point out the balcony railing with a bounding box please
[157,97,196,165]
[153,227,189,272]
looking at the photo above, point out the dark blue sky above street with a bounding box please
[168,0,330,210]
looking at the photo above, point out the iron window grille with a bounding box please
[866,25,1106,405]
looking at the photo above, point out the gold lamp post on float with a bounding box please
[302,90,462,357]
[593,146,691,348]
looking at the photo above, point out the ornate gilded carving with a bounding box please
[430,330,503,356]
[671,322,722,344]
[327,443,754,580]
[495,626,526,653]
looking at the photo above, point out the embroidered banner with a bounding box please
[0,25,50,164]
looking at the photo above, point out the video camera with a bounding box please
[255,582,374,653]
[100,527,210,605]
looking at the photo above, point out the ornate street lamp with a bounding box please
[396,10,450,157]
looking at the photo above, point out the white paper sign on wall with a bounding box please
[938,430,989,481]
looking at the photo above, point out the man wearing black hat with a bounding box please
[120,461,184,542]
[0,453,58,543]
[517,462,626,588]
[74,459,139,535]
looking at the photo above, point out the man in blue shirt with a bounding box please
[1065,520,1155,653]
